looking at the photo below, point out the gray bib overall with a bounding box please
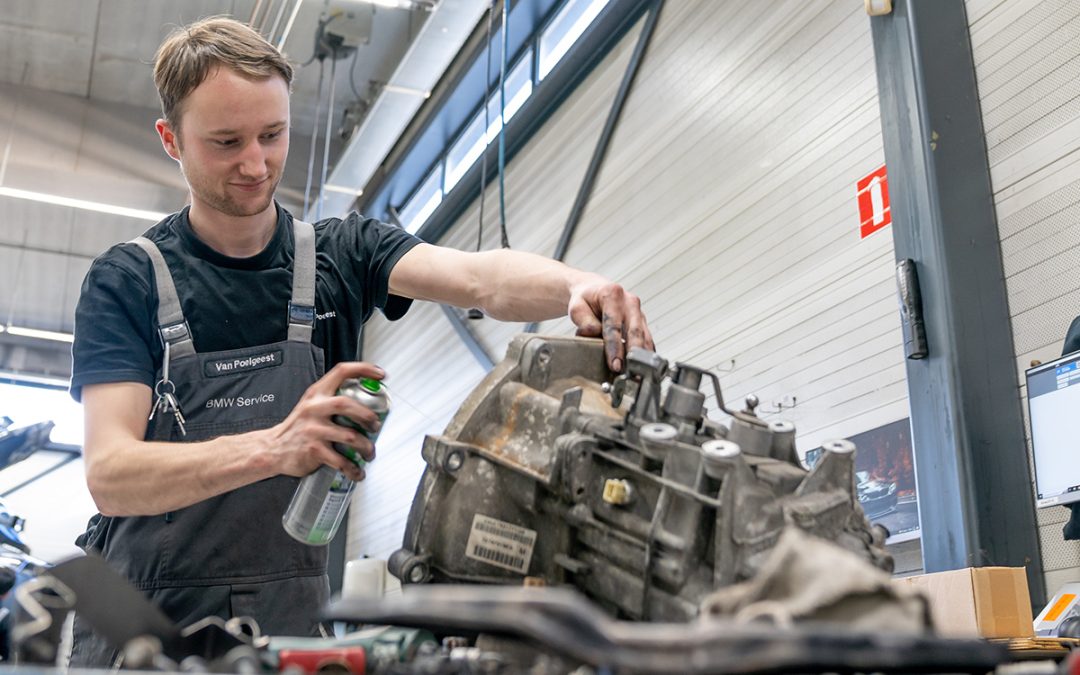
[71,220,329,667]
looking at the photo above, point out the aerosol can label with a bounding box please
[306,474,352,543]
[464,514,536,575]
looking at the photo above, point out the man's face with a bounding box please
[160,66,290,219]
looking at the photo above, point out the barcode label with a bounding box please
[464,514,536,575]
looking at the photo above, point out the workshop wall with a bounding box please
[966,0,1080,597]
[351,1,918,568]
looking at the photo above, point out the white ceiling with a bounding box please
[0,0,483,380]
[0,0,426,204]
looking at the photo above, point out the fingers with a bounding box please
[321,395,382,435]
[311,400,380,464]
[278,362,387,479]
[601,307,626,374]
[317,412,374,460]
[320,442,367,481]
[570,302,602,338]
[623,293,654,353]
[574,284,652,373]
[594,284,632,373]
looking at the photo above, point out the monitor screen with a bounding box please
[1027,350,1080,508]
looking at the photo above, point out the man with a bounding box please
[69,16,652,666]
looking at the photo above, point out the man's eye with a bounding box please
[262,131,283,141]
[216,139,238,147]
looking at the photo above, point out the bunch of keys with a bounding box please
[149,343,187,436]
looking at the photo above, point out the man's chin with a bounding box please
[218,194,275,218]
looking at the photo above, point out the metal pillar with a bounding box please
[440,305,495,370]
[386,206,496,371]
[870,0,1044,602]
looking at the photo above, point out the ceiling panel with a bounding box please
[89,0,258,109]
[5,85,97,175]
[0,0,100,96]
[73,98,185,189]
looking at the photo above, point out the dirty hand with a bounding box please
[568,278,654,372]
[265,362,385,481]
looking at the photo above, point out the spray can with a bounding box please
[283,377,391,545]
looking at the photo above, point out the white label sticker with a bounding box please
[464,514,537,575]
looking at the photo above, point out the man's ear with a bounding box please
[156,119,181,163]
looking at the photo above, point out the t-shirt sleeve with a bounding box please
[330,213,422,321]
[70,250,159,403]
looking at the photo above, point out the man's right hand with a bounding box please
[262,362,386,482]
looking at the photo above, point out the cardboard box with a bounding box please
[893,567,1034,639]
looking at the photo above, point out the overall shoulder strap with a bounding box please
[130,237,196,359]
[288,219,317,343]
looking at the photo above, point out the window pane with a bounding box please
[484,50,534,142]
[444,113,486,193]
[538,0,611,80]
[400,166,443,235]
[445,51,535,194]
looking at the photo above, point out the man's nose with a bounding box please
[237,139,268,178]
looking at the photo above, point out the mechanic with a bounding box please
[68,16,652,667]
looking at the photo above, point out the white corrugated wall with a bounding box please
[966,0,1080,596]
[349,1,913,568]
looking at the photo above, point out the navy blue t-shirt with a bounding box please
[70,204,421,402]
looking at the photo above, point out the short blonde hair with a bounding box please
[153,16,293,129]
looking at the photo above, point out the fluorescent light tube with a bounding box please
[323,184,364,196]
[0,325,75,343]
[0,370,69,388]
[0,186,168,222]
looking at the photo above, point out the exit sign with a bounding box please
[857,165,891,239]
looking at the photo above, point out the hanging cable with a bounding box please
[316,50,339,221]
[496,0,511,248]
[349,47,363,99]
[303,58,326,216]
[466,2,498,321]
[477,1,495,253]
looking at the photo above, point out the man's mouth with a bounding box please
[231,178,269,192]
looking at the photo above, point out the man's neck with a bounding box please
[187,200,278,258]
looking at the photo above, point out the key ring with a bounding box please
[154,379,176,398]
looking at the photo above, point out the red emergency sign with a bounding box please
[857,165,891,239]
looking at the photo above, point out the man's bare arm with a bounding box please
[389,244,654,371]
[82,362,383,517]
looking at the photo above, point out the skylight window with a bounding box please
[538,0,611,81]
[484,52,534,142]
[444,51,534,193]
[399,166,444,235]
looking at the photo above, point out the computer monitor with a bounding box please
[1027,350,1080,508]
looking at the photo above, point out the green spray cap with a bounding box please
[359,377,381,393]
